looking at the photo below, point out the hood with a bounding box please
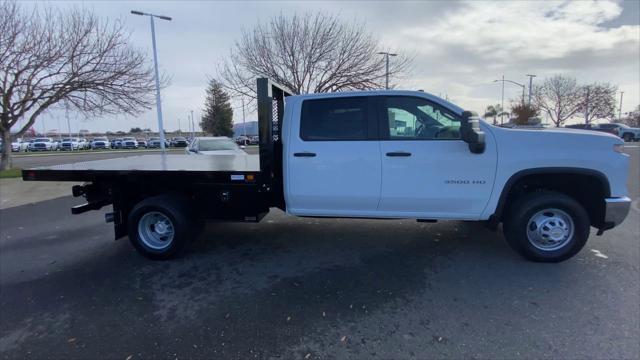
[489,124,622,141]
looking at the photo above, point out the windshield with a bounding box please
[94,138,108,141]
[123,137,135,141]
[62,138,73,142]
[34,138,50,142]
[198,139,238,151]
[149,138,160,141]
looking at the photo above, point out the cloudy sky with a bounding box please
[24,0,640,133]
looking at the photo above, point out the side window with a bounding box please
[385,97,461,140]
[300,97,368,141]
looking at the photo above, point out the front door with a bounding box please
[378,96,497,219]
[285,96,381,216]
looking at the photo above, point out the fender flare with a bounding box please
[489,167,611,223]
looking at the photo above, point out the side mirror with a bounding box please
[460,111,485,154]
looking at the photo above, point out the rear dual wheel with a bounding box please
[128,195,196,260]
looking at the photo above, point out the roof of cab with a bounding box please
[287,89,465,114]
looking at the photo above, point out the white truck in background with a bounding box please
[23,78,632,262]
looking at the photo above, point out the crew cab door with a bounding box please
[378,96,497,219]
[285,96,381,216]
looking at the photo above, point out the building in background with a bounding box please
[233,121,258,137]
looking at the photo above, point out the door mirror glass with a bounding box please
[460,111,485,154]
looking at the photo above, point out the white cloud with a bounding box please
[20,0,640,131]
[382,0,639,120]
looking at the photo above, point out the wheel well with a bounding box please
[497,171,608,227]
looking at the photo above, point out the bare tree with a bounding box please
[619,105,640,128]
[578,83,617,124]
[0,1,155,169]
[218,12,412,104]
[533,75,582,127]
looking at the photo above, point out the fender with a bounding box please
[488,167,611,225]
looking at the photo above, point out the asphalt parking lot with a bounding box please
[0,146,638,359]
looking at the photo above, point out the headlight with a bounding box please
[613,144,625,153]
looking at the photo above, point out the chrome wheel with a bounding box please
[137,211,174,250]
[526,208,574,251]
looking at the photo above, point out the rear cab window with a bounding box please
[300,97,376,141]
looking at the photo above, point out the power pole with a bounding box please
[526,74,536,106]
[618,91,624,121]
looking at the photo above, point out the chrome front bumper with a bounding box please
[604,197,631,228]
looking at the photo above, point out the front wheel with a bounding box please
[503,191,590,262]
[128,195,195,260]
[623,133,634,142]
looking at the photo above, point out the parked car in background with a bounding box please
[60,138,80,151]
[78,139,90,150]
[11,139,29,152]
[186,136,246,155]
[110,138,123,149]
[249,135,259,145]
[170,137,188,147]
[564,124,618,136]
[235,135,250,146]
[28,138,54,151]
[137,139,147,148]
[91,137,109,149]
[51,139,62,151]
[121,137,138,149]
[596,123,639,141]
[147,137,170,148]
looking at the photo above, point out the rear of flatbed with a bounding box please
[20,79,292,259]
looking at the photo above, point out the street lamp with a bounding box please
[378,52,397,90]
[493,76,526,124]
[526,74,536,106]
[131,10,172,151]
[618,91,624,122]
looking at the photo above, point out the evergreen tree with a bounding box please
[201,80,233,137]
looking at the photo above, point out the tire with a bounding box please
[503,191,590,262]
[622,133,633,142]
[128,194,195,260]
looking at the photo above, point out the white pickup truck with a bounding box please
[23,78,631,262]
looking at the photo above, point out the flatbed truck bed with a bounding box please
[22,154,260,182]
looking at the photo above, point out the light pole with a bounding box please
[377,52,397,90]
[618,91,624,121]
[494,76,526,124]
[131,10,171,151]
[190,110,195,138]
[241,97,246,137]
[526,74,536,106]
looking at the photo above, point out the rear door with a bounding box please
[378,96,497,219]
[285,96,381,216]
